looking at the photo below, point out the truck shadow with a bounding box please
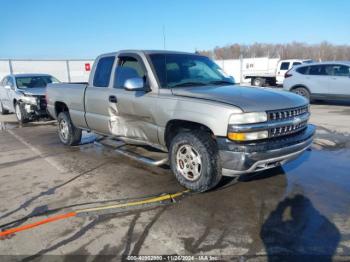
[260,194,340,262]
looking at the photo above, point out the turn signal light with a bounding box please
[228,131,268,141]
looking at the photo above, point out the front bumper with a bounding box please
[23,104,48,118]
[218,124,315,176]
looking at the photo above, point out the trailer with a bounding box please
[215,57,312,86]
[243,59,312,86]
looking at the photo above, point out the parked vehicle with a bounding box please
[47,50,315,192]
[0,74,59,123]
[283,61,350,101]
[244,59,312,86]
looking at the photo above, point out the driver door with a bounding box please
[107,54,159,143]
[2,77,15,110]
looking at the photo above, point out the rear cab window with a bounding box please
[280,62,290,70]
[93,56,115,87]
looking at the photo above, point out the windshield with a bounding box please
[15,76,60,88]
[149,54,234,88]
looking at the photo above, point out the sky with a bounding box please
[1,0,349,59]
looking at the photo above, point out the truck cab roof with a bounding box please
[98,50,197,58]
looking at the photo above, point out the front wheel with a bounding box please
[169,130,222,192]
[57,111,82,146]
[0,100,9,115]
[15,103,29,124]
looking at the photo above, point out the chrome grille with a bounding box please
[270,120,308,137]
[268,105,309,121]
[267,105,309,138]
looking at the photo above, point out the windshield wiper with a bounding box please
[170,81,207,88]
[208,80,235,85]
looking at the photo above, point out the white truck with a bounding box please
[243,59,312,87]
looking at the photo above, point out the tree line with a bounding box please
[198,41,350,61]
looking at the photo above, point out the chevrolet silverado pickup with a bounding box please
[47,50,315,192]
[0,74,59,123]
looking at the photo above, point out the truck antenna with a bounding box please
[162,25,166,50]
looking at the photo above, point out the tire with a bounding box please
[252,78,265,87]
[57,111,82,146]
[15,102,29,124]
[0,100,9,115]
[169,130,222,192]
[291,87,310,101]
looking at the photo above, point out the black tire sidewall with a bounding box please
[15,103,28,123]
[0,100,4,115]
[58,112,73,145]
[169,131,221,192]
[254,78,261,86]
[57,111,82,146]
[293,87,310,100]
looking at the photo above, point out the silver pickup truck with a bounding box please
[47,50,315,192]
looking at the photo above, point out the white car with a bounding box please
[283,61,350,101]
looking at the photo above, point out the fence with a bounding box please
[0,59,94,82]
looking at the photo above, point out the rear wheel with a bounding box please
[291,87,310,100]
[0,100,9,115]
[169,130,222,192]
[15,103,29,124]
[57,111,82,146]
[252,78,265,87]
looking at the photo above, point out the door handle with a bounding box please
[109,95,117,103]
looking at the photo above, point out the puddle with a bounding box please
[0,120,57,131]
[0,122,18,131]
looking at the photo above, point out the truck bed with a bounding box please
[46,82,88,128]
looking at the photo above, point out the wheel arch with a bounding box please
[164,119,215,149]
[290,84,311,94]
[54,101,69,118]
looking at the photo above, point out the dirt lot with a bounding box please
[0,102,350,261]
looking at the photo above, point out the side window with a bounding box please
[292,62,301,67]
[93,56,115,87]
[332,65,350,77]
[296,66,308,75]
[8,77,14,87]
[308,65,328,76]
[0,77,7,86]
[114,56,146,89]
[280,62,290,70]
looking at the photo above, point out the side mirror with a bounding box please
[124,77,145,91]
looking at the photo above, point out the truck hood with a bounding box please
[19,87,46,96]
[171,85,308,112]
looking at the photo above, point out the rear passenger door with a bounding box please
[85,55,116,135]
[304,65,331,96]
[327,64,350,98]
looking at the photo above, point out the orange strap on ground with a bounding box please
[0,212,76,238]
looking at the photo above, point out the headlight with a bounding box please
[227,130,268,141]
[21,95,37,105]
[229,112,267,124]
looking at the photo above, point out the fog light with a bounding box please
[228,131,268,141]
